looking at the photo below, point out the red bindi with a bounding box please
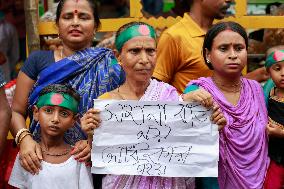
[74,0,79,14]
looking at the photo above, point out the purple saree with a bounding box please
[101,79,195,189]
[188,77,269,189]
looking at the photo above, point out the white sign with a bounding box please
[91,100,219,177]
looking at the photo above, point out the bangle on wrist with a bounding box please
[15,128,30,145]
[17,132,32,146]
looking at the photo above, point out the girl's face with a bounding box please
[269,61,284,89]
[206,30,247,77]
[34,106,76,138]
[58,0,95,50]
[118,36,156,82]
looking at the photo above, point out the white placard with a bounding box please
[91,100,219,177]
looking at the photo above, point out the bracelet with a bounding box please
[15,128,30,145]
[269,117,284,130]
[17,132,32,146]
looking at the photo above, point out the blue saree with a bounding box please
[28,47,125,144]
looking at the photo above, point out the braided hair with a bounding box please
[203,21,248,70]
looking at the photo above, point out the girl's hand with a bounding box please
[80,108,101,137]
[211,105,226,131]
[19,135,42,175]
[71,140,91,162]
[183,88,213,108]
[266,122,284,138]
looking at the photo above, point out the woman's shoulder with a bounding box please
[98,92,112,99]
[98,89,121,100]
[28,50,53,59]
[242,78,265,97]
[25,50,54,64]
[152,79,176,89]
[242,78,262,88]
[151,79,180,100]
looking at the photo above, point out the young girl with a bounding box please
[263,48,284,189]
[9,84,93,189]
[184,21,269,189]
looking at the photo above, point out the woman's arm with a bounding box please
[11,72,34,135]
[0,87,11,156]
[11,71,42,174]
[183,87,226,130]
[266,121,284,138]
[80,108,101,138]
[72,109,101,162]
[183,88,213,108]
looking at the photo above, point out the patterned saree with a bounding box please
[28,47,125,144]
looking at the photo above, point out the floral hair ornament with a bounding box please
[265,49,284,68]
[115,24,156,52]
[36,92,79,113]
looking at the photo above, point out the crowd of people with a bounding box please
[0,0,283,188]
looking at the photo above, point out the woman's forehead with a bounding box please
[123,36,156,48]
[213,30,245,45]
[61,0,93,13]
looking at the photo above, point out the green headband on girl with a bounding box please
[265,49,284,68]
[36,92,79,113]
[115,24,156,52]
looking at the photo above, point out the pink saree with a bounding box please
[102,79,195,189]
[188,77,269,189]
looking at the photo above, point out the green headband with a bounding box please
[115,24,156,52]
[265,49,284,68]
[36,92,79,113]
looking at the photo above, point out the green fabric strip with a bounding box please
[36,92,79,113]
[184,84,200,94]
[115,24,156,52]
[265,49,284,68]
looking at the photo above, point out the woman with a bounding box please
[184,21,269,189]
[11,0,124,175]
[81,21,226,189]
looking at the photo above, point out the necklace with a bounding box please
[117,86,126,100]
[117,85,145,100]
[41,146,70,157]
[268,117,284,130]
[212,76,241,93]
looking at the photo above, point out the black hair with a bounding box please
[202,21,248,70]
[187,0,193,7]
[39,84,80,102]
[265,2,281,14]
[56,0,101,30]
[115,21,156,49]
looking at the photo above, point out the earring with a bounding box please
[206,59,211,64]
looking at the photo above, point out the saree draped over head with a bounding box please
[188,77,269,189]
[101,79,195,189]
[28,47,125,144]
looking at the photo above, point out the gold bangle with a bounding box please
[17,132,32,146]
[15,128,29,145]
[269,117,284,130]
